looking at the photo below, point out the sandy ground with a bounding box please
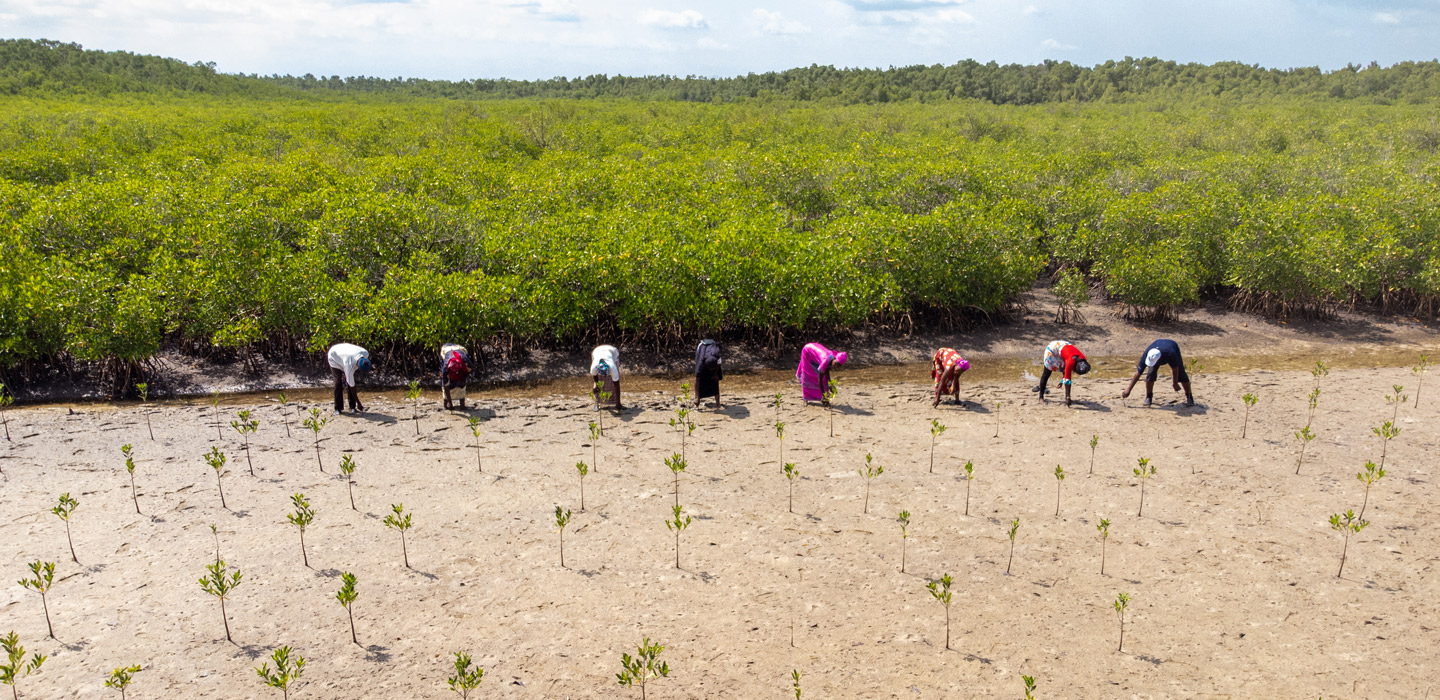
[2,354,1439,699]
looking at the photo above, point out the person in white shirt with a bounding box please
[589,344,622,410]
[326,343,371,414]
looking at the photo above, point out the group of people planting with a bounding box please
[323,336,1196,414]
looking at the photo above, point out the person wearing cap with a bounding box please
[590,344,623,410]
[440,343,473,411]
[694,339,723,409]
[1122,338,1194,407]
[1031,340,1091,407]
[796,342,848,406]
[931,348,970,407]
[326,342,371,414]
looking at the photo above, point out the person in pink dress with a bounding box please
[796,343,848,405]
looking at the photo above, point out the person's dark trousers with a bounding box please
[332,367,359,412]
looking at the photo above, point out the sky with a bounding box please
[2,0,1439,81]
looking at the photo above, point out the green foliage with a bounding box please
[302,409,327,472]
[1006,517,1021,574]
[665,504,692,569]
[336,571,358,644]
[1097,518,1112,575]
[664,453,687,505]
[1329,510,1370,578]
[384,504,414,568]
[928,419,946,473]
[0,631,45,695]
[1413,354,1432,408]
[1241,392,1258,438]
[105,664,141,698]
[1023,674,1037,700]
[204,447,229,509]
[554,506,573,567]
[122,443,141,513]
[447,651,484,699]
[231,409,259,476]
[1356,460,1386,520]
[617,638,669,698]
[1134,457,1157,516]
[255,646,305,699]
[1053,464,1066,516]
[198,559,242,642]
[1295,425,1316,474]
[52,492,79,564]
[897,510,911,572]
[1053,267,1089,323]
[0,382,11,442]
[339,454,358,510]
[406,379,423,434]
[286,493,315,567]
[1113,592,1131,651]
[17,561,56,639]
[575,461,589,510]
[783,461,799,513]
[858,453,883,514]
[962,460,975,515]
[791,669,801,700]
[926,573,954,649]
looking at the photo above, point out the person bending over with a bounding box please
[327,343,371,414]
[796,343,848,406]
[1031,340,1090,407]
[694,339,723,408]
[931,348,970,407]
[440,343,473,410]
[1122,338,1194,407]
[590,344,623,410]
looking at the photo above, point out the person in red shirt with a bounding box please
[931,348,970,407]
[1031,340,1091,407]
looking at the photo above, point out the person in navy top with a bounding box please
[1122,339,1194,407]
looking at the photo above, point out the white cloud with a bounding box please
[1041,38,1074,50]
[753,8,809,35]
[1023,5,1039,15]
[637,8,707,29]
[1372,11,1400,24]
[836,0,973,25]
[508,0,581,22]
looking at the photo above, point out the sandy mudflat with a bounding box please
[1,358,1438,699]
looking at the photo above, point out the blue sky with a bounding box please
[2,0,1437,80]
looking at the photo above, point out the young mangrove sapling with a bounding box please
[575,461,589,511]
[773,392,783,422]
[1294,425,1315,475]
[209,524,221,563]
[286,493,315,568]
[230,409,259,476]
[136,382,153,441]
[1023,675,1037,700]
[595,387,611,435]
[1356,460,1386,521]
[447,651,484,699]
[51,493,79,564]
[616,637,669,700]
[1413,354,1431,408]
[1053,465,1066,516]
[1134,458,1156,517]
[774,421,785,466]
[302,408,327,473]
[1306,387,1321,428]
[963,460,975,516]
[121,444,141,514]
[17,561,55,639]
[586,420,600,474]
[858,453,883,514]
[384,504,413,569]
[198,559,243,643]
[1385,384,1407,423]
[254,645,304,700]
[1089,434,1099,474]
[104,664,141,700]
[926,573,954,650]
[339,454,358,511]
[276,391,291,438]
[664,453,686,506]
[666,504,691,569]
[1097,518,1111,575]
[783,462,798,514]
[1005,518,1020,574]
[824,377,838,437]
[335,572,358,644]
[897,510,910,573]
[1240,392,1258,438]
[1372,421,1400,470]
[1329,509,1369,578]
[405,379,423,435]
[554,506,572,568]
[0,631,45,698]
[1113,592,1130,652]
[929,419,946,474]
[204,447,228,510]
[791,669,801,700]
[993,401,1001,438]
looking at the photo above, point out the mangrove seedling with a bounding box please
[447,651,484,699]
[384,504,413,569]
[664,453,687,506]
[198,559,242,643]
[616,637,669,700]
[136,382,153,440]
[0,631,45,698]
[302,408,327,472]
[929,419,947,473]
[962,461,975,516]
[791,669,801,700]
[52,493,79,564]
[204,447,228,510]
[897,510,911,573]
[1294,425,1315,475]
[554,506,572,567]
[209,524,221,563]
[858,453,883,514]
[209,390,223,440]
[1240,393,1258,438]
[668,398,695,461]
[1329,509,1369,578]
[339,454,358,510]
[1023,675,1037,700]
[1097,518,1112,575]
[783,462,798,514]
[336,571,358,644]
[230,409,259,476]
[0,383,12,442]
[1413,354,1431,408]
[276,391,291,438]
[586,420,600,474]
[1306,387,1321,427]
[17,561,55,639]
[824,377,838,437]
[1053,465,1066,516]
[665,504,691,570]
[1089,434,1099,474]
[993,401,1001,438]
[1312,360,1329,389]
[774,421,785,466]
[255,645,304,700]
[122,444,140,514]
[1356,460,1386,521]
[773,392,783,421]
[105,664,141,699]
[1372,421,1400,470]
[1134,458,1156,517]
[286,493,315,568]
[595,387,611,434]
[405,379,423,435]
[1113,592,1131,652]
[575,461,589,511]
[926,573,954,650]
[1005,518,1020,574]
[1385,384,1407,423]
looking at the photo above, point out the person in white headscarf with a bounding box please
[589,344,622,410]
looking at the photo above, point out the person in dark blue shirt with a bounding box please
[1122,339,1194,407]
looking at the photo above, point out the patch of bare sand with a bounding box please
[0,360,1437,698]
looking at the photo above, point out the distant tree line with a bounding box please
[3,38,1439,104]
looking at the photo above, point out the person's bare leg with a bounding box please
[614,381,623,409]
[1144,379,1156,405]
[1181,380,1194,406]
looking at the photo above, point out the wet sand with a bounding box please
[1,354,1437,698]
